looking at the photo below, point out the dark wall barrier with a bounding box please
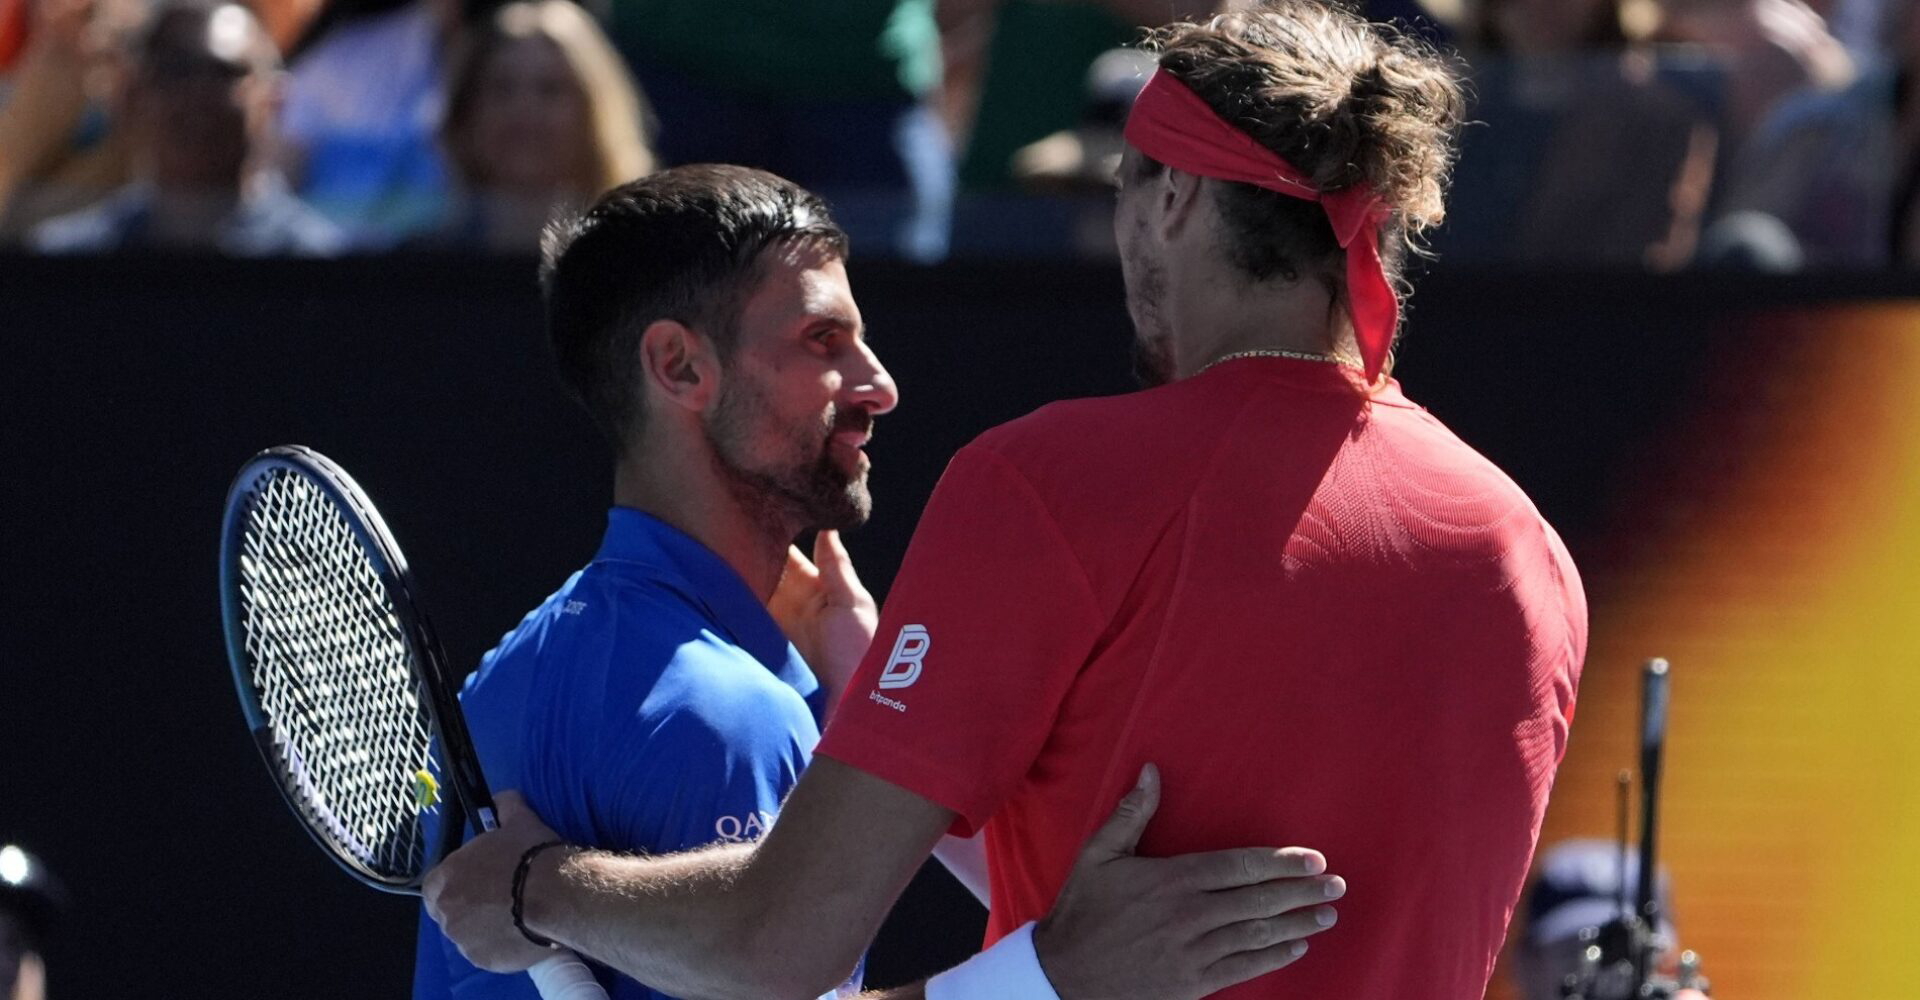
[1,255,1913,997]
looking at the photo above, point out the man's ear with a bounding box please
[1156,166,1206,242]
[638,319,718,414]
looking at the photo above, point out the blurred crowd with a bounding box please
[0,844,60,1000]
[0,0,1914,268]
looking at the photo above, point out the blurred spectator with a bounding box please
[1817,0,1897,61]
[29,0,345,254]
[0,844,65,1000]
[950,0,1214,194]
[0,0,135,241]
[427,0,650,253]
[1696,68,1894,267]
[1511,839,1690,1000]
[1891,0,1920,263]
[605,0,951,261]
[1,0,26,69]
[276,0,455,244]
[941,0,1216,258]
[934,0,997,153]
[1661,0,1891,267]
[1658,0,1855,141]
[249,0,323,52]
[1009,46,1154,197]
[1366,0,1463,44]
[1696,208,1807,267]
[1475,0,1632,53]
[1436,0,1720,268]
[979,46,1153,258]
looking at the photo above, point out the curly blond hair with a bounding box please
[1142,1,1464,286]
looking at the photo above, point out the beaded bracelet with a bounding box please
[511,840,570,948]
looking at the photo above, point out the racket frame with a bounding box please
[220,445,497,894]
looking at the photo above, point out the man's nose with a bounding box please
[846,339,899,415]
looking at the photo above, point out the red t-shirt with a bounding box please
[817,357,1587,999]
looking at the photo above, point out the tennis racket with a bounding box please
[219,445,607,1000]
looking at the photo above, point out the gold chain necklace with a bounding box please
[1196,348,1353,376]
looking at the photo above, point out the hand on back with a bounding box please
[1036,764,1345,1000]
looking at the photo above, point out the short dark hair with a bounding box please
[1140,1,1464,291]
[540,164,849,452]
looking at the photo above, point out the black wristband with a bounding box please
[511,840,570,949]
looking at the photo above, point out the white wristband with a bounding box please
[925,922,1062,1000]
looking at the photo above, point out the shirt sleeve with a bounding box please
[590,666,862,998]
[593,661,815,854]
[428,641,819,1000]
[815,444,1105,836]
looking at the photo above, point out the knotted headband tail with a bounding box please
[1122,68,1396,381]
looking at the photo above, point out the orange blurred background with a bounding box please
[1489,303,1920,1000]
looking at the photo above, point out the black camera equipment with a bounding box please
[1561,659,1710,1000]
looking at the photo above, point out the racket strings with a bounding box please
[234,469,437,882]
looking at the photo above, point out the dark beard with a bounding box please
[705,378,873,534]
[1121,228,1175,387]
[1125,249,1174,388]
[1131,334,1176,388]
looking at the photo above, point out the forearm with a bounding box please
[429,761,953,999]
[524,841,857,1000]
[513,760,948,998]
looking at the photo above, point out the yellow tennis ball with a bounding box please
[412,769,441,810]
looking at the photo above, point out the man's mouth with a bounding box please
[830,428,872,450]
[827,415,874,474]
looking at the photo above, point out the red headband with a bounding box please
[1123,68,1396,381]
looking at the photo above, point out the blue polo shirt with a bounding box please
[414,508,832,999]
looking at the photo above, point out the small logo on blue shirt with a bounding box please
[714,810,776,843]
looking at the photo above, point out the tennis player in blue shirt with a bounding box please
[413,165,892,1000]
[413,505,852,998]
[418,164,1342,1000]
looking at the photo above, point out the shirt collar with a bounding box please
[1198,354,1420,410]
[593,507,794,670]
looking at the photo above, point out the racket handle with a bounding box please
[528,951,610,1000]
[470,811,604,998]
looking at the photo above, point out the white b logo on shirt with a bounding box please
[876,624,930,690]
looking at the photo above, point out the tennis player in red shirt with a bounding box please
[426,4,1587,998]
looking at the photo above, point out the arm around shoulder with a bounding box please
[432,757,956,1000]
